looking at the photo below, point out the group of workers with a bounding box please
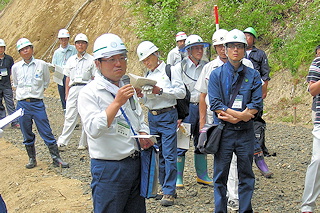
[0,25,317,213]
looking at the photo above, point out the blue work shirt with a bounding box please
[208,61,263,120]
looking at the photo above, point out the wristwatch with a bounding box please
[159,88,163,95]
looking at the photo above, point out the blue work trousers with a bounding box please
[178,103,199,156]
[57,75,67,110]
[17,100,56,146]
[214,123,255,213]
[148,108,177,195]
[91,157,145,213]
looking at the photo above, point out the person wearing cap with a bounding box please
[52,29,77,112]
[167,31,187,66]
[57,33,96,150]
[78,33,153,213]
[176,34,213,187]
[12,38,69,169]
[244,27,271,156]
[135,40,186,206]
[0,39,19,128]
[208,29,263,213]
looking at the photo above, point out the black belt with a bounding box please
[71,83,86,87]
[20,98,42,102]
[191,102,199,105]
[149,106,174,116]
[127,150,140,160]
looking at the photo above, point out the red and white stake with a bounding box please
[214,5,219,31]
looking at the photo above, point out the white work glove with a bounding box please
[142,85,155,99]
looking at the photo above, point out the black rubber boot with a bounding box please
[47,144,69,168]
[25,144,37,169]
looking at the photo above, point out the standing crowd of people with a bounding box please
[0,26,318,213]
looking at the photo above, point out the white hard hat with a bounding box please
[136,41,159,61]
[74,33,88,43]
[16,38,33,51]
[58,29,70,38]
[176,32,187,42]
[225,29,248,46]
[93,33,127,60]
[181,34,210,52]
[0,39,6,47]
[212,29,228,46]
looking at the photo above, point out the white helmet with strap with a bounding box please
[180,34,210,52]
[74,33,88,43]
[136,41,159,61]
[58,29,70,38]
[212,29,228,46]
[175,32,187,41]
[16,38,33,51]
[224,29,247,46]
[0,39,6,47]
[93,33,127,60]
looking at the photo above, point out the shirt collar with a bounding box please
[22,56,35,66]
[153,61,165,73]
[76,52,88,61]
[226,60,244,74]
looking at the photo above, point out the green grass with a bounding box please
[131,0,320,76]
[0,0,10,10]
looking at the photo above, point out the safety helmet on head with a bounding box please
[136,41,159,61]
[224,29,247,46]
[212,29,228,46]
[0,39,6,47]
[16,38,33,51]
[74,33,88,43]
[175,32,187,42]
[93,33,127,60]
[243,27,257,38]
[182,34,210,52]
[58,29,70,38]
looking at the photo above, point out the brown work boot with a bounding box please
[160,194,175,206]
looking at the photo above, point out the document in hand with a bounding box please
[127,73,157,89]
[177,122,191,150]
[131,135,159,144]
[0,108,24,129]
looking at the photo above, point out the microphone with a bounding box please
[122,75,136,110]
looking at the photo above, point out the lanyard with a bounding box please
[110,93,141,151]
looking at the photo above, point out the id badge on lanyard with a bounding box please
[0,68,8,76]
[74,74,82,83]
[232,95,243,109]
[116,119,130,137]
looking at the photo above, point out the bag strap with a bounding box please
[227,67,246,108]
[165,64,172,81]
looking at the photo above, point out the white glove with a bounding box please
[142,85,154,95]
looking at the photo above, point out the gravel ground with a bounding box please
[3,97,316,213]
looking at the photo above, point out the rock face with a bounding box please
[1,96,317,212]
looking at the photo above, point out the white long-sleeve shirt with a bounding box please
[140,61,186,110]
[12,57,50,100]
[78,73,149,160]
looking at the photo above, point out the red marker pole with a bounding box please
[214,5,219,31]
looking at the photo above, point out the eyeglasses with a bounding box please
[100,56,127,64]
[227,43,245,49]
